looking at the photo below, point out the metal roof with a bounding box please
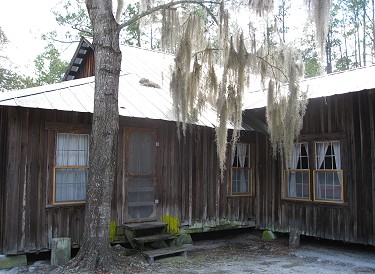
[244,65,375,109]
[0,73,222,128]
[0,44,226,129]
[2,41,374,129]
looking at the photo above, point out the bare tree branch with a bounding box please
[46,37,82,44]
[197,2,219,25]
[120,0,221,29]
[257,55,289,82]
[71,25,93,36]
[192,47,219,58]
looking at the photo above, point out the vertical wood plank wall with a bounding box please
[255,89,375,246]
[0,107,257,254]
[2,88,374,254]
[155,124,256,230]
[0,107,6,254]
[1,107,92,254]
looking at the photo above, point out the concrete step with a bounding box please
[142,246,187,264]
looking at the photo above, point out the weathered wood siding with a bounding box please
[255,89,375,246]
[0,106,257,254]
[76,49,95,79]
[155,124,256,231]
[0,107,6,254]
[0,107,92,254]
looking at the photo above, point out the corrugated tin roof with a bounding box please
[244,65,375,109]
[1,42,261,130]
[0,72,221,128]
[0,44,225,128]
[2,42,374,129]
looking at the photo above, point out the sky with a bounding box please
[0,1,308,76]
[0,0,74,75]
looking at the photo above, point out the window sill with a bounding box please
[46,203,86,209]
[227,194,256,198]
[281,198,348,207]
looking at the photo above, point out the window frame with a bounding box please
[313,140,344,204]
[282,136,345,204]
[229,143,255,197]
[283,142,311,201]
[52,132,90,205]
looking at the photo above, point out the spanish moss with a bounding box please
[164,0,329,176]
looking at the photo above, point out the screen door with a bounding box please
[125,129,157,221]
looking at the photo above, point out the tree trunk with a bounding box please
[326,26,333,74]
[343,23,350,69]
[355,6,362,67]
[372,0,375,62]
[67,0,122,271]
[363,0,367,66]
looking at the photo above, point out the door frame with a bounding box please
[124,127,158,223]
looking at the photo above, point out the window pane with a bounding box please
[315,170,343,201]
[128,178,154,219]
[284,143,309,200]
[314,141,343,202]
[315,141,340,171]
[128,131,154,175]
[232,169,251,194]
[285,170,309,199]
[56,133,89,166]
[55,168,88,202]
[55,133,89,203]
[231,143,252,195]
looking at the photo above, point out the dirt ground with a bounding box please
[1,229,375,273]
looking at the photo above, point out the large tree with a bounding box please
[64,0,331,272]
[43,0,149,48]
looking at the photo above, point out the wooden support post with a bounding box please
[289,229,300,249]
[51,237,71,266]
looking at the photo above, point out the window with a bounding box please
[283,140,344,203]
[230,143,254,196]
[284,143,310,200]
[54,133,89,203]
[313,141,343,202]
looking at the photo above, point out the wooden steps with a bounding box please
[124,221,167,231]
[134,233,176,244]
[142,246,187,264]
[124,221,187,263]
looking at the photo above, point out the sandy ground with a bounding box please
[1,229,375,273]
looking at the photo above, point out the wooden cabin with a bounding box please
[0,39,263,255]
[1,38,374,255]
[246,66,375,247]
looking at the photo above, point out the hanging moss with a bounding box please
[263,45,308,168]
[249,0,275,16]
[165,0,329,177]
[305,0,332,56]
[161,8,181,53]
